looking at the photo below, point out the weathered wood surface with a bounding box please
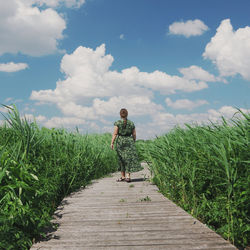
[31,163,236,249]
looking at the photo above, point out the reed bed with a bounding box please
[0,105,117,249]
[137,111,250,249]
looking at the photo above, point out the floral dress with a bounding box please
[114,119,142,172]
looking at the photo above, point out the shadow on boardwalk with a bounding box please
[130,177,147,183]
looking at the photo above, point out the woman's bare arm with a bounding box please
[132,128,136,142]
[111,126,119,149]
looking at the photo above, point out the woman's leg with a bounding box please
[121,171,125,179]
[117,171,126,181]
[117,152,126,181]
[125,172,131,182]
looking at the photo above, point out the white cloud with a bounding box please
[138,106,249,139]
[134,68,208,94]
[33,0,85,8]
[0,62,28,72]
[2,98,23,104]
[179,65,220,82]
[166,98,209,110]
[28,44,249,139]
[207,105,245,120]
[119,34,125,40]
[49,95,164,121]
[30,44,209,118]
[34,115,46,122]
[28,43,212,138]
[44,116,86,128]
[91,96,163,117]
[42,116,102,133]
[203,19,250,81]
[18,105,248,139]
[0,0,66,56]
[169,19,208,37]
[0,107,8,113]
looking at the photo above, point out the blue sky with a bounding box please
[0,0,249,138]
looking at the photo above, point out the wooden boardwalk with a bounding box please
[32,163,236,249]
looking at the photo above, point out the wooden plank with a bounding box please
[31,163,236,249]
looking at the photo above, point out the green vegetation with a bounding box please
[1,105,249,249]
[139,196,151,202]
[0,105,117,249]
[137,111,250,248]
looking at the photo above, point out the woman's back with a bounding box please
[114,119,135,136]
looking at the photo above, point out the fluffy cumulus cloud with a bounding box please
[24,105,249,139]
[0,62,28,72]
[44,116,86,128]
[0,0,66,56]
[203,19,250,81]
[169,19,208,37]
[139,106,249,138]
[30,44,210,120]
[33,0,85,8]
[165,98,208,110]
[92,96,163,117]
[179,65,218,82]
[29,44,248,138]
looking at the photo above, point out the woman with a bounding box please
[111,108,141,182]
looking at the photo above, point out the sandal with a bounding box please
[117,177,125,182]
[125,178,131,183]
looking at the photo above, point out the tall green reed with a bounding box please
[138,112,249,248]
[0,105,117,249]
